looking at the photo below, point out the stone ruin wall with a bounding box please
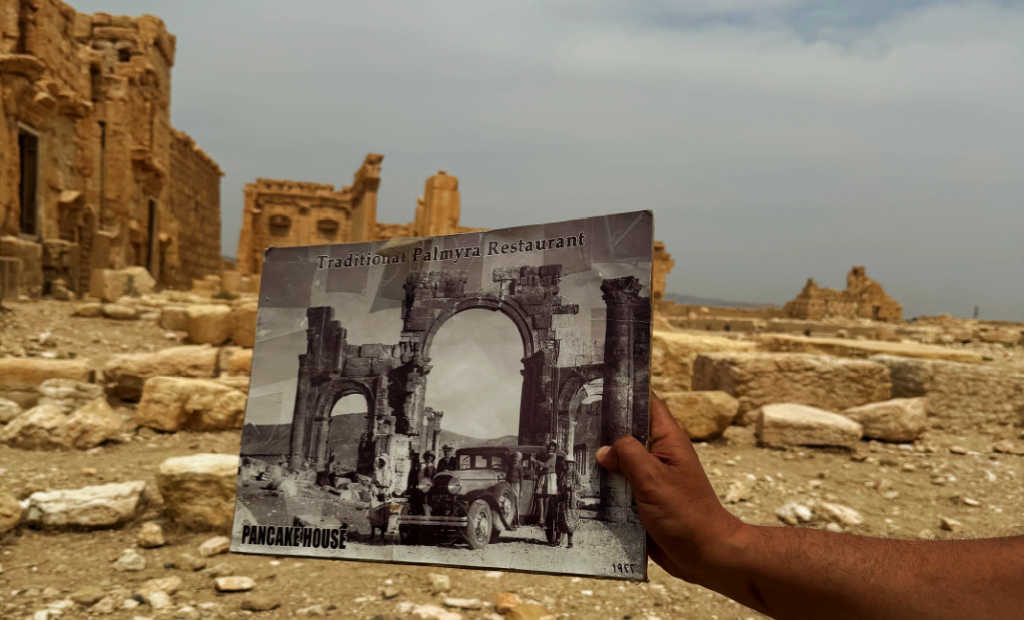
[0,0,221,297]
[168,129,222,289]
[784,266,903,322]
[237,163,676,302]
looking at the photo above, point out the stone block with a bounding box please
[231,302,258,347]
[90,268,131,302]
[136,377,246,431]
[693,352,891,422]
[0,256,21,300]
[103,345,218,400]
[873,355,1024,426]
[186,304,233,345]
[661,391,739,440]
[221,270,241,294]
[755,403,863,449]
[121,266,156,295]
[218,347,252,376]
[25,481,147,529]
[61,397,123,449]
[652,330,757,392]
[0,236,42,296]
[157,453,239,531]
[343,357,372,377]
[101,303,138,320]
[757,334,982,364]
[842,397,927,442]
[359,343,385,358]
[159,305,190,331]
[0,358,94,408]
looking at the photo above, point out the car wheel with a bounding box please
[496,487,517,528]
[464,499,492,550]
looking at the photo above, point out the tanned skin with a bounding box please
[596,395,1024,620]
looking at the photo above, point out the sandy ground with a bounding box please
[1,299,1023,619]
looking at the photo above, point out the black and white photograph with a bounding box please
[230,210,653,580]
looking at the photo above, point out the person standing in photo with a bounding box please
[536,441,559,526]
[554,456,580,548]
[505,451,524,528]
[437,445,458,472]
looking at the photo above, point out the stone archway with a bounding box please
[286,269,650,523]
[397,267,578,447]
[305,379,376,471]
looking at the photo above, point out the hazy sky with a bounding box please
[75,1,1024,320]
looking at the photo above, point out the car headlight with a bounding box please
[446,479,462,495]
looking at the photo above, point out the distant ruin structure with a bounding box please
[238,165,677,299]
[784,266,902,322]
[237,165,482,276]
[652,241,674,303]
[0,1,223,297]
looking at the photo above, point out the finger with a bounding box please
[595,444,619,472]
[605,434,661,492]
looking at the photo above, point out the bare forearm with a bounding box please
[699,525,1024,620]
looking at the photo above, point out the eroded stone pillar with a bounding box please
[599,276,645,522]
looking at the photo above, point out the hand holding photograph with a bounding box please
[230,210,653,580]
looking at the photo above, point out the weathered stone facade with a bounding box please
[237,164,485,276]
[237,166,675,298]
[0,1,221,296]
[784,266,902,322]
[286,266,649,522]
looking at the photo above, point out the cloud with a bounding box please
[70,0,1024,319]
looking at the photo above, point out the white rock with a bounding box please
[817,502,864,527]
[214,576,254,592]
[138,521,165,548]
[756,403,863,449]
[443,598,483,609]
[25,481,147,529]
[775,501,813,525]
[724,474,757,504]
[113,549,146,572]
[397,602,463,620]
[428,573,451,593]
[199,535,231,557]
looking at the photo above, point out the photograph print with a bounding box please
[230,210,654,580]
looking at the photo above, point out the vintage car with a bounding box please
[394,445,566,549]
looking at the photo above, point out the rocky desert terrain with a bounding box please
[1,273,1023,620]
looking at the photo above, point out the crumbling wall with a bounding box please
[652,241,674,303]
[168,129,222,288]
[784,266,902,322]
[0,1,220,296]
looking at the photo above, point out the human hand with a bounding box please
[596,394,744,583]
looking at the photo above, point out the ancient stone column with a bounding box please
[599,276,645,522]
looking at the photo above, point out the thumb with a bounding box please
[596,435,658,490]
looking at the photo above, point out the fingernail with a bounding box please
[595,446,610,461]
